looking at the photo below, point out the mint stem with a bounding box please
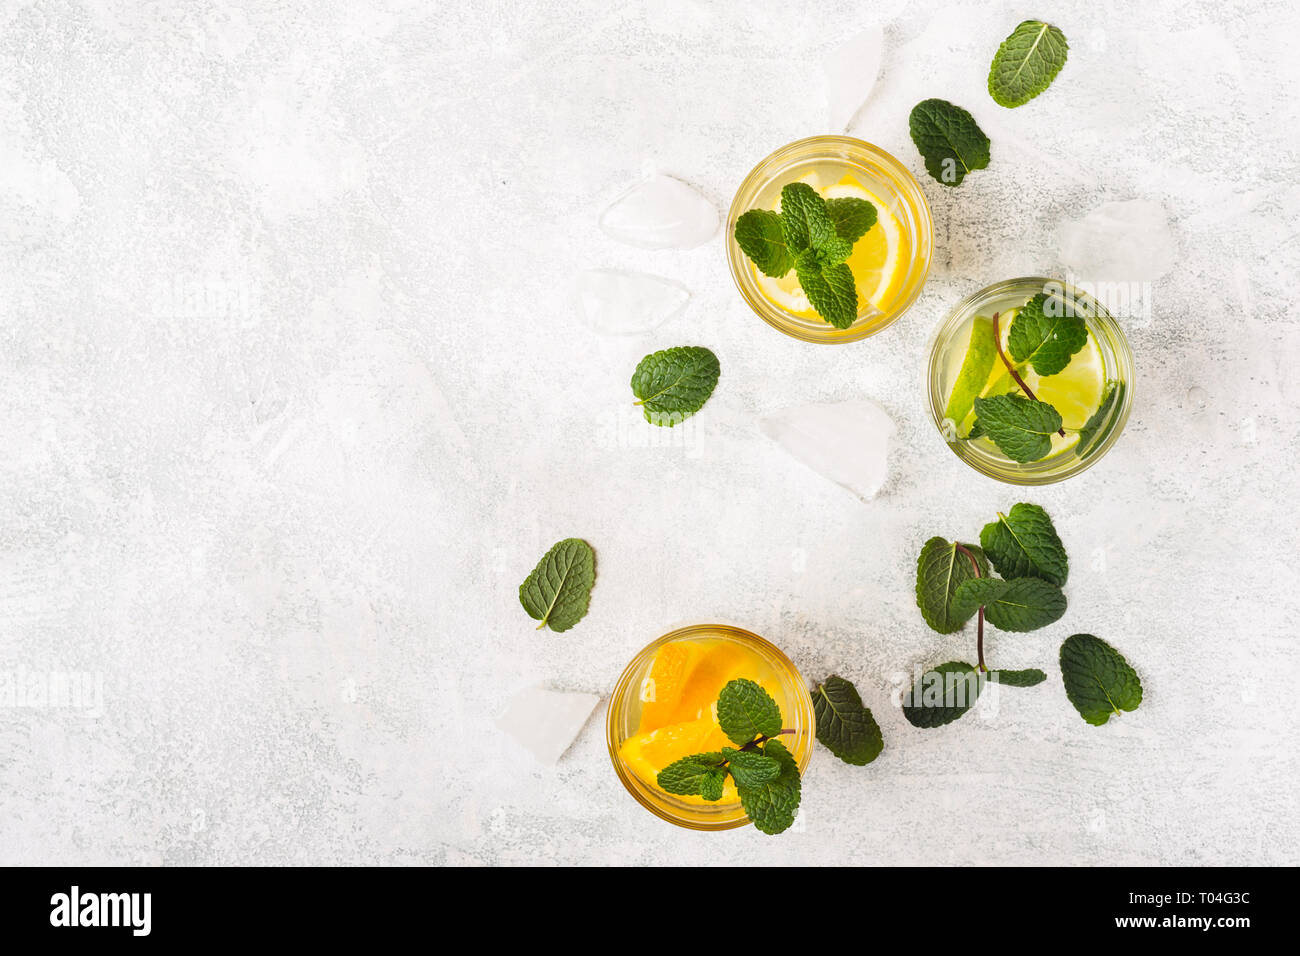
[954,542,986,673]
[991,311,1066,438]
[740,729,794,753]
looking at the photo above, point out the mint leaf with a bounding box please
[795,254,858,329]
[722,748,781,789]
[952,576,1067,632]
[980,503,1069,586]
[944,315,998,428]
[738,737,801,835]
[826,197,877,244]
[816,235,854,266]
[908,98,990,186]
[972,394,1062,463]
[656,751,725,796]
[734,209,795,278]
[779,182,835,253]
[1060,634,1143,726]
[988,20,1069,109]
[630,346,720,427]
[1007,293,1087,376]
[716,678,783,745]
[1078,381,1124,454]
[902,662,982,728]
[518,538,596,632]
[915,537,989,634]
[812,675,883,766]
[991,668,1047,687]
[699,768,727,802]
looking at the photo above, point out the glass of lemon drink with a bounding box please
[726,135,933,343]
[606,624,815,831]
[927,277,1134,484]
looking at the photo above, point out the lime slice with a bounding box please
[1033,331,1104,430]
[944,315,997,428]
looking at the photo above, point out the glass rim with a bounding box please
[925,276,1135,485]
[725,135,933,345]
[605,623,815,831]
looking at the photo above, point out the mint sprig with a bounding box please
[908,98,990,186]
[1060,634,1143,726]
[907,503,1071,727]
[980,503,1068,586]
[915,537,989,634]
[812,675,883,766]
[733,181,877,329]
[654,678,800,835]
[630,345,720,427]
[973,394,1063,463]
[988,20,1069,109]
[902,663,1046,728]
[952,576,1067,632]
[1007,293,1087,376]
[717,678,783,745]
[518,538,596,632]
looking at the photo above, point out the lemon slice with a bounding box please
[826,176,906,310]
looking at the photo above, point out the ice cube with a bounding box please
[599,174,718,250]
[1058,199,1176,283]
[573,268,690,336]
[824,26,884,132]
[760,398,895,501]
[495,684,601,765]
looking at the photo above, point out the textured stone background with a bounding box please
[2,0,1298,866]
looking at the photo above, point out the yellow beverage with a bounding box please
[618,637,791,807]
[606,625,815,830]
[927,278,1134,484]
[727,136,932,344]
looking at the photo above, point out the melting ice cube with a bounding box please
[573,268,690,336]
[495,684,601,765]
[760,398,895,502]
[824,27,884,132]
[599,174,718,250]
[1058,199,1176,282]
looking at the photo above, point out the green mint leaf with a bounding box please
[988,20,1069,109]
[1006,293,1088,376]
[972,394,1063,462]
[1077,381,1124,454]
[721,747,781,789]
[915,537,989,634]
[734,208,795,278]
[902,662,982,728]
[908,98,990,186]
[991,668,1047,687]
[630,345,720,427]
[979,502,1069,586]
[967,419,985,440]
[518,538,596,632]
[817,235,854,266]
[794,254,858,329]
[716,678,783,746]
[738,737,801,835]
[699,767,727,802]
[825,197,877,244]
[812,675,883,766]
[656,751,725,796]
[944,315,998,428]
[779,182,835,253]
[1060,634,1143,726]
[952,576,1067,632]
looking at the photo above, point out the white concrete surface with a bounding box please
[1,0,1298,865]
